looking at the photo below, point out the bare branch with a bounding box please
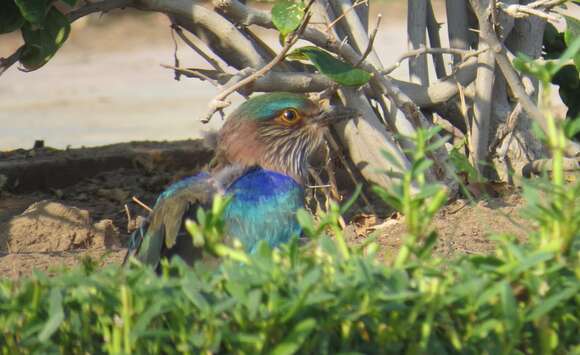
[407,0,429,85]
[325,0,368,32]
[161,64,220,86]
[522,157,579,177]
[382,47,484,75]
[468,0,580,157]
[0,46,24,77]
[501,4,559,21]
[355,14,381,67]
[136,0,268,70]
[171,24,224,72]
[489,102,523,155]
[426,0,447,78]
[470,5,496,173]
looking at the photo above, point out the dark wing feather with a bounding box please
[123,166,247,270]
[123,176,216,269]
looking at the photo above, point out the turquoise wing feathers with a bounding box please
[124,168,304,268]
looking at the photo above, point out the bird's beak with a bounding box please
[311,105,358,127]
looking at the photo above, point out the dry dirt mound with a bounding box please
[0,201,125,279]
[0,200,121,253]
[349,193,530,261]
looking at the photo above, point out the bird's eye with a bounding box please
[280,109,301,124]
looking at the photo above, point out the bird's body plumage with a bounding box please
[124,92,354,268]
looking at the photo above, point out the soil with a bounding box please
[0,141,532,279]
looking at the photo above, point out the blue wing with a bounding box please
[223,168,304,253]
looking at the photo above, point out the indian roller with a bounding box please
[124,92,355,269]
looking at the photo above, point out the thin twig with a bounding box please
[171,23,224,72]
[0,46,24,77]
[325,0,368,32]
[161,64,220,86]
[489,102,523,156]
[499,2,560,21]
[201,0,315,123]
[324,131,374,210]
[170,24,181,81]
[382,47,486,75]
[132,196,153,213]
[355,14,381,67]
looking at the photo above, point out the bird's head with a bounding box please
[215,92,355,183]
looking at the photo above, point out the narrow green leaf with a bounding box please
[20,7,70,71]
[15,0,49,24]
[500,281,518,332]
[271,318,317,355]
[563,116,580,139]
[38,288,64,341]
[0,1,25,33]
[527,286,580,321]
[296,209,315,237]
[272,0,305,36]
[289,46,372,86]
[564,15,580,48]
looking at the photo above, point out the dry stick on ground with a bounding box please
[468,0,580,157]
[200,0,315,123]
[132,196,153,212]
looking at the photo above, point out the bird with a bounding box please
[124,92,355,269]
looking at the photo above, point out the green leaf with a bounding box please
[288,46,372,86]
[0,1,25,33]
[558,34,580,74]
[500,281,518,332]
[527,286,580,321]
[564,15,580,48]
[270,318,316,355]
[563,116,580,139]
[38,288,64,341]
[272,0,305,36]
[449,146,479,182]
[513,54,551,84]
[15,0,49,24]
[20,7,70,71]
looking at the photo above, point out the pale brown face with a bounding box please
[215,93,356,183]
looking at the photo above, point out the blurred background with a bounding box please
[0,0,574,150]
